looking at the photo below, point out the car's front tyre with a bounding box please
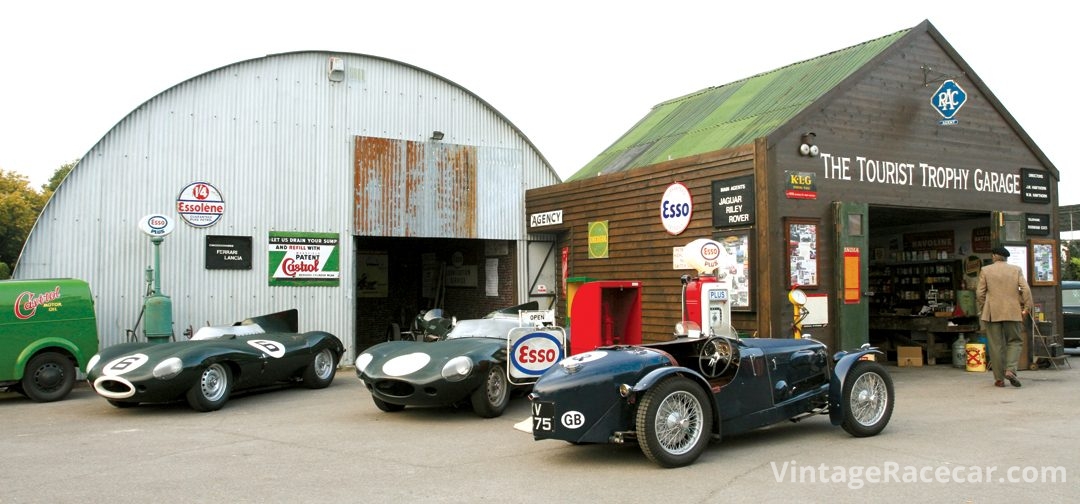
[21,352,75,402]
[302,347,337,389]
[372,397,405,412]
[186,363,233,412]
[636,376,712,468]
[471,364,509,418]
[840,360,894,437]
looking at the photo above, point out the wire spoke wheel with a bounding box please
[840,360,894,437]
[636,376,712,467]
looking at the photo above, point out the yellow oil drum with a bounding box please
[965,343,986,372]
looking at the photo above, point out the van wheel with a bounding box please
[21,352,76,402]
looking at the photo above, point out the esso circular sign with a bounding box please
[660,182,692,235]
[176,181,225,228]
[510,331,564,377]
[138,214,175,237]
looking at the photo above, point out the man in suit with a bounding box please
[976,246,1033,388]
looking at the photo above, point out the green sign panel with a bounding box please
[268,231,340,287]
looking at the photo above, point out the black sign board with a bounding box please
[206,235,252,270]
[712,175,755,227]
[1020,168,1050,204]
[1025,213,1050,236]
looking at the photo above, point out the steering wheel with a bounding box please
[698,337,734,378]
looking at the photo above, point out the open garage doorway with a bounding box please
[352,236,520,351]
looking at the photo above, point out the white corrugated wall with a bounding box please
[16,51,560,364]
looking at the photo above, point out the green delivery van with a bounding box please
[1,278,99,402]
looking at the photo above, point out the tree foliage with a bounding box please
[0,169,48,277]
[1064,240,1080,281]
[42,160,77,193]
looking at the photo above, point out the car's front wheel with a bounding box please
[471,364,510,418]
[21,352,75,402]
[840,360,894,437]
[636,376,713,468]
[186,363,232,412]
[302,348,337,389]
[372,397,405,412]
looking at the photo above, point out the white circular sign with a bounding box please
[176,181,225,228]
[660,182,692,235]
[683,238,728,275]
[138,214,175,237]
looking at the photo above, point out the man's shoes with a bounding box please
[994,380,1005,387]
[1005,372,1022,388]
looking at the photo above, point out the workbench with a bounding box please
[870,314,979,365]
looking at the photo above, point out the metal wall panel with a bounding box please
[16,52,560,363]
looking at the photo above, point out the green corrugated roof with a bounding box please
[568,28,910,181]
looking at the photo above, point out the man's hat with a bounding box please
[991,246,1010,258]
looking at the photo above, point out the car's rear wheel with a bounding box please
[372,397,405,412]
[21,352,75,402]
[471,364,510,418]
[841,360,894,437]
[302,347,336,389]
[186,363,232,412]
[636,376,712,468]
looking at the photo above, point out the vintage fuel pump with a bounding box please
[788,288,809,339]
[680,238,735,338]
[137,214,176,344]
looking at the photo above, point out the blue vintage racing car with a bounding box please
[86,310,343,412]
[529,280,895,469]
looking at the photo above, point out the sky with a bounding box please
[1,1,1075,204]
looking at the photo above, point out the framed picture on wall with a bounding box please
[713,230,752,311]
[785,217,819,289]
[1029,238,1057,286]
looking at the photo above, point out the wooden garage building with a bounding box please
[526,20,1062,360]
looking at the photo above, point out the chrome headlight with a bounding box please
[86,354,101,372]
[355,353,373,374]
[441,356,473,382]
[153,357,183,380]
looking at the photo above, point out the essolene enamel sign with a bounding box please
[660,182,692,235]
[176,182,225,227]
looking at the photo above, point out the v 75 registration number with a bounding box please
[532,401,555,432]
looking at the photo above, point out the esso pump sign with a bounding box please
[660,182,692,235]
[508,329,565,381]
[138,214,175,237]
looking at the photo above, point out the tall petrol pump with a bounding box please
[138,214,176,344]
[679,238,736,338]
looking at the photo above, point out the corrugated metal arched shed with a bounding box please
[16,51,560,362]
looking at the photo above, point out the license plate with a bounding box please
[531,401,555,433]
